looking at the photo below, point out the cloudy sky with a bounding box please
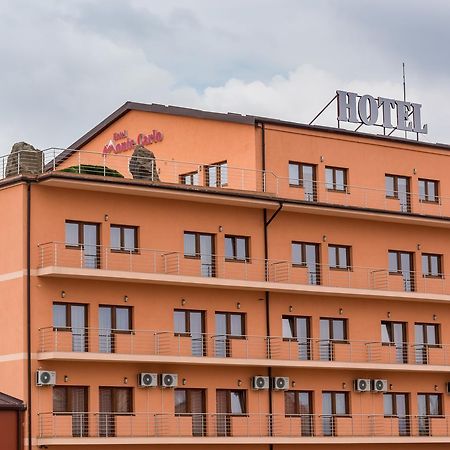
[1,0,449,156]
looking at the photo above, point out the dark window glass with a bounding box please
[175,389,187,414]
[285,391,313,415]
[325,167,348,192]
[328,245,351,269]
[418,179,439,203]
[225,235,249,261]
[53,386,68,412]
[99,387,132,414]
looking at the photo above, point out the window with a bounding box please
[110,225,138,253]
[206,161,228,187]
[322,391,349,436]
[225,235,250,262]
[383,393,410,436]
[282,316,311,360]
[99,387,132,414]
[216,389,246,415]
[180,171,200,186]
[422,253,442,278]
[285,391,314,436]
[325,167,348,192]
[381,321,407,363]
[53,386,88,437]
[320,318,347,341]
[174,309,205,356]
[388,250,415,291]
[216,312,245,337]
[53,303,88,351]
[288,162,317,201]
[291,241,320,285]
[328,245,351,270]
[415,323,440,364]
[175,389,206,436]
[65,221,100,268]
[419,179,439,203]
[385,174,411,212]
[98,306,132,353]
[184,232,215,258]
[417,393,442,436]
[215,312,245,357]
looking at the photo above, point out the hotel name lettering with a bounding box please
[336,90,428,134]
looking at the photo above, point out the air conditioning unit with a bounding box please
[252,376,270,390]
[138,373,158,388]
[36,370,56,386]
[354,379,371,392]
[272,377,289,391]
[160,373,178,388]
[372,379,388,393]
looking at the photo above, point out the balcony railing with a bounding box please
[1,148,448,218]
[38,327,450,368]
[37,242,449,296]
[38,412,450,439]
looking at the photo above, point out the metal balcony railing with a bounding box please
[1,148,448,217]
[37,412,450,439]
[38,327,450,367]
[37,242,449,296]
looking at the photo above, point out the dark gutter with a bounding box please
[26,182,32,450]
[31,171,450,224]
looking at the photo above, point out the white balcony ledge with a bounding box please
[36,435,450,446]
[36,265,450,304]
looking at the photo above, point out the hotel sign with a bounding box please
[103,129,164,154]
[336,90,428,134]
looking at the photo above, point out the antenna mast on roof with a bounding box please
[402,62,407,139]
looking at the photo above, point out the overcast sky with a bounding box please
[1,0,449,156]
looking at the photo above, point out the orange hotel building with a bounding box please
[0,101,449,450]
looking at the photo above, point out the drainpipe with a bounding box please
[26,181,32,450]
[259,120,283,448]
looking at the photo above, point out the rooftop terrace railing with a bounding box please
[38,326,450,367]
[37,412,450,439]
[37,242,449,296]
[1,148,448,217]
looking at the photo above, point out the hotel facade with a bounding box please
[0,101,449,450]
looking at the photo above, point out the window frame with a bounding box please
[99,305,133,334]
[224,235,250,262]
[288,161,317,188]
[421,253,443,278]
[322,391,350,417]
[320,317,348,343]
[281,315,311,341]
[174,388,206,416]
[383,392,410,418]
[205,161,228,187]
[381,321,407,346]
[385,174,411,200]
[325,166,348,193]
[183,231,215,259]
[99,387,133,415]
[65,220,100,249]
[284,390,313,417]
[53,385,88,415]
[110,224,139,254]
[173,309,205,337]
[52,302,88,332]
[418,178,439,204]
[388,250,414,275]
[179,170,200,186]
[291,241,320,267]
[328,244,352,270]
[215,311,246,339]
[417,393,443,417]
[216,389,247,416]
[415,323,440,348]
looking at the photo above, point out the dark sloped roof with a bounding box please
[0,392,26,411]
